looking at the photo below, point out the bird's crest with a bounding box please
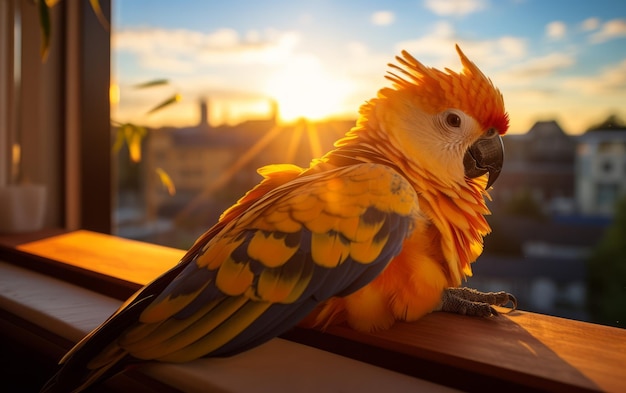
[386,45,509,135]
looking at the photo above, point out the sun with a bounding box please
[265,56,353,123]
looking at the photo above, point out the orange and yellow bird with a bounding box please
[42,45,515,392]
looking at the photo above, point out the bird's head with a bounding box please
[369,45,509,189]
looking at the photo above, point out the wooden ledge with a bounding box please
[0,261,443,393]
[1,229,625,392]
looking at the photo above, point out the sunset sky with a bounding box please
[111,0,626,134]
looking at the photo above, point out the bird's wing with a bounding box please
[105,163,418,364]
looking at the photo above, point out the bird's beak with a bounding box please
[463,135,504,189]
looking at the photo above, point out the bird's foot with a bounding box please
[437,287,517,317]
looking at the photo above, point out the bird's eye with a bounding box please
[485,127,498,138]
[446,113,461,128]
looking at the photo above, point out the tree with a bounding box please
[503,189,546,221]
[587,196,626,328]
[586,114,626,132]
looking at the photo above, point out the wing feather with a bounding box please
[247,230,301,267]
[129,296,250,360]
[117,163,418,362]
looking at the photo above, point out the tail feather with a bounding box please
[40,352,130,393]
[40,261,190,392]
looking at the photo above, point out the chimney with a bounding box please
[199,98,209,128]
[269,98,279,124]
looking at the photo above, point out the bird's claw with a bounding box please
[438,287,517,317]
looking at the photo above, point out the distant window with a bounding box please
[597,141,626,154]
[596,183,619,208]
[601,160,613,174]
[577,143,590,156]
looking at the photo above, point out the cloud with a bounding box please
[506,53,575,80]
[112,27,300,73]
[589,19,626,43]
[423,0,487,17]
[545,21,566,40]
[395,21,526,69]
[395,21,456,58]
[371,11,395,26]
[581,17,600,32]
[564,59,626,94]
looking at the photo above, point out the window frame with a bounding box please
[2,0,112,233]
[64,0,113,233]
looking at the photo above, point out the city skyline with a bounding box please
[112,0,626,134]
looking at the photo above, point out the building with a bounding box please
[470,215,606,320]
[490,120,577,215]
[471,120,616,322]
[134,99,351,246]
[144,98,279,226]
[576,128,626,216]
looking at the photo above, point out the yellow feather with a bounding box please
[257,163,302,178]
[350,232,389,264]
[279,271,314,304]
[343,285,395,332]
[371,182,417,216]
[336,215,361,241]
[437,196,469,231]
[289,200,325,222]
[272,218,302,233]
[388,251,449,322]
[356,216,387,243]
[305,211,338,234]
[344,214,386,243]
[121,298,222,350]
[157,301,271,363]
[140,281,210,324]
[454,195,479,216]
[247,231,299,268]
[259,210,302,233]
[118,320,162,346]
[339,178,372,196]
[327,199,367,217]
[262,208,291,221]
[282,191,313,206]
[325,177,345,192]
[131,296,249,360]
[315,189,342,207]
[215,257,254,296]
[196,236,243,269]
[311,232,350,267]
[287,193,320,209]
[257,266,313,303]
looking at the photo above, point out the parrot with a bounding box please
[41,44,515,392]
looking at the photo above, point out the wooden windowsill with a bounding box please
[1,229,624,392]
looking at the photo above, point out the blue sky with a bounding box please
[112,0,626,134]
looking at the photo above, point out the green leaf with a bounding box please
[155,167,176,196]
[89,0,110,31]
[133,79,170,89]
[146,94,182,115]
[37,0,51,61]
[128,133,142,163]
[124,124,147,163]
[113,123,147,162]
[112,127,125,155]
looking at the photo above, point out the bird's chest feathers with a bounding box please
[415,186,491,285]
